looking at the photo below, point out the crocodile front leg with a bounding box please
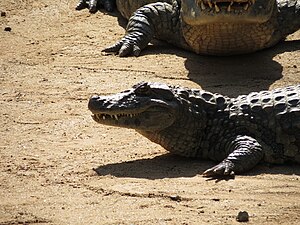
[202,135,264,177]
[267,0,300,47]
[76,0,115,13]
[103,2,187,57]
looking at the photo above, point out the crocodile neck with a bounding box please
[138,107,206,157]
[138,88,231,157]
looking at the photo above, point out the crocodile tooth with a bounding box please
[114,115,118,120]
[244,3,249,10]
[130,114,133,118]
[227,5,231,12]
[214,3,220,13]
[228,1,234,12]
[102,115,106,120]
[207,1,212,8]
[201,1,206,10]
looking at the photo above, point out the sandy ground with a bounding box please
[1,0,300,224]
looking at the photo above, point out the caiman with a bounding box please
[76,0,300,56]
[88,82,300,176]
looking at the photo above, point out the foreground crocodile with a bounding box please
[77,0,300,56]
[88,82,300,176]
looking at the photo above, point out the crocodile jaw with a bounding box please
[88,94,177,131]
[181,0,275,25]
[91,106,175,131]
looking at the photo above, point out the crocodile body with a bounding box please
[77,0,300,56]
[88,82,300,176]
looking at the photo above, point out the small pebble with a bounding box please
[4,26,11,32]
[236,211,249,222]
[170,195,181,202]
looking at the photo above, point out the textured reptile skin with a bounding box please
[88,83,300,176]
[76,0,300,56]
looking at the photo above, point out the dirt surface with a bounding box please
[1,0,300,224]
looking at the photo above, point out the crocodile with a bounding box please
[88,82,300,176]
[76,0,300,56]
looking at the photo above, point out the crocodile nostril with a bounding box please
[90,95,100,101]
[88,95,102,111]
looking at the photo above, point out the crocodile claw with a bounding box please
[76,0,115,13]
[76,0,88,11]
[103,39,142,57]
[202,160,235,177]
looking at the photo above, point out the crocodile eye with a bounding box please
[135,83,151,95]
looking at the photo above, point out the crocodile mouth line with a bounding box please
[93,112,141,121]
[197,0,256,12]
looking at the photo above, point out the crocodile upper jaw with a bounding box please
[88,94,177,131]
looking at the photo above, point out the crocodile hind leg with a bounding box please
[202,135,264,177]
[76,0,115,13]
[102,2,188,57]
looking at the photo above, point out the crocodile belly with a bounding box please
[182,23,274,55]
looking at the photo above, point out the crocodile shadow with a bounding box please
[100,10,300,97]
[144,39,300,96]
[184,40,300,97]
[93,153,300,179]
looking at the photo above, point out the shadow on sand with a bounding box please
[93,153,300,179]
[97,9,300,96]
[144,39,300,96]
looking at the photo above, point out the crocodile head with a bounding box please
[181,0,275,25]
[88,82,179,131]
[88,82,224,157]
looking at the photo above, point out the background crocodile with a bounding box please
[76,0,300,56]
[88,82,300,176]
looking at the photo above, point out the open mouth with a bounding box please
[93,112,140,121]
[197,0,256,12]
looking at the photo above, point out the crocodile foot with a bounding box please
[76,0,115,13]
[202,159,236,177]
[102,39,142,57]
[102,27,153,57]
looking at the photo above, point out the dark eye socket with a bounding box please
[135,83,151,95]
[134,83,174,100]
[153,89,174,100]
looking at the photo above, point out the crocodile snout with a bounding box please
[88,95,103,112]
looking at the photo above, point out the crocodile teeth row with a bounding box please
[96,113,138,121]
[197,0,256,12]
